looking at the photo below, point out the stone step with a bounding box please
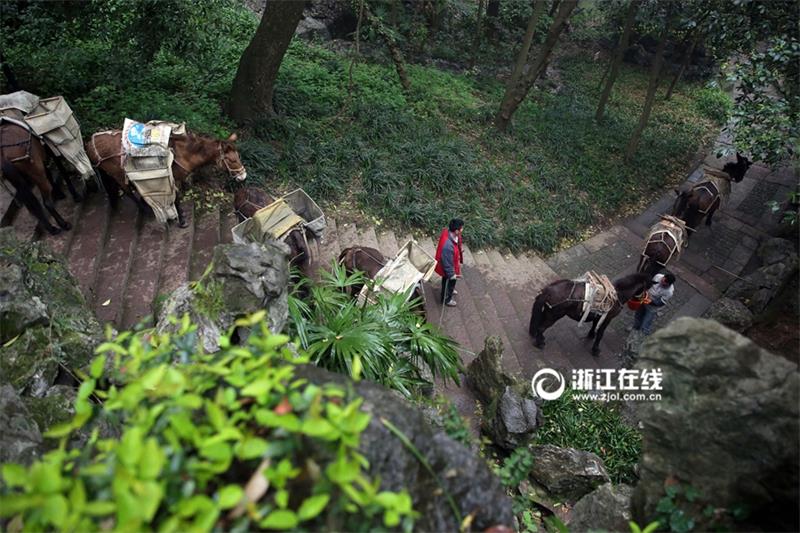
[40,196,83,258]
[314,217,340,279]
[93,201,140,325]
[189,207,221,281]
[66,193,111,307]
[219,208,238,245]
[157,200,195,299]
[121,216,168,329]
[355,224,381,252]
[336,221,358,249]
[376,229,399,256]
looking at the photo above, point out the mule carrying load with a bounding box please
[356,239,436,308]
[639,215,688,273]
[0,90,94,181]
[231,188,326,255]
[111,118,185,223]
[576,270,618,328]
[691,168,732,214]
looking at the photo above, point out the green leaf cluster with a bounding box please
[0,316,415,532]
[288,263,462,397]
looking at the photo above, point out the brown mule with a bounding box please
[338,246,387,296]
[0,121,71,234]
[528,272,652,356]
[87,128,246,227]
[232,187,311,275]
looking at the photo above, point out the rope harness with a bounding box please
[642,215,688,267]
[543,271,618,328]
[692,172,731,215]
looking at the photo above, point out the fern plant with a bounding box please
[287,263,462,396]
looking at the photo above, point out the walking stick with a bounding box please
[438,276,449,326]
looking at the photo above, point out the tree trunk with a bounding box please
[595,0,640,121]
[472,0,487,65]
[665,33,698,100]
[624,19,671,161]
[548,0,561,17]
[494,0,578,131]
[508,0,546,92]
[365,7,412,96]
[228,0,305,123]
[487,0,500,17]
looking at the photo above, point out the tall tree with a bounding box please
[228,0,305,122]
[494,0,578,131]
[624,10,672,161]
[472,0,487,65]
[508,0,547,93]
[364,5,412,96]
[664,31,698,100]
[595,0,641,121]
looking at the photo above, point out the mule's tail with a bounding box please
[683,201,701,232]
[337,248,350,265]
[529,293,547,337]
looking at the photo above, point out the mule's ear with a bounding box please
[227,132,238,142]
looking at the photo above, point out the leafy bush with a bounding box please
[692,85,732,124]
[0,315,416,532]
[287,264,461,397]
[534,388,642,484]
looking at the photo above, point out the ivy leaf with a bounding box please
[241,379,273,398]
[139,438,166,479]
[298,493,330,521]
[90,355,106,379]
[260,510,299,530]
[217,485,244,510]
[2,464,28,488]
[237,437,269,460]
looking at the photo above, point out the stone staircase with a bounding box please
[3,185,635,427]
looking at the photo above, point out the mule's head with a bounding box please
[672,187,691,217]
[722,152,751,182]
[219,133,247,182]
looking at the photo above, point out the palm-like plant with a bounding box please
[287,263,462,396]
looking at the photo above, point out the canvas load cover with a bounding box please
[357,239,437,306]
[231,198,305,244]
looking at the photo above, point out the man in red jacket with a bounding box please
[435,218,464,306]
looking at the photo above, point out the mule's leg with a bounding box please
[705,198,720,227]
[41,190,71,231]
[587,317,598,339]
[591,318,613,356]
[56,159,84,202]
[15,186,61,235]
[174,192,188,228]
[0,196,21,227]
[100,170,121,209]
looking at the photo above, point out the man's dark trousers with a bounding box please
[441,276,456,304]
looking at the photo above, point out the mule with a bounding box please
[528,272,652,356]
[672,153,751,236]
[338,245,426,314]
[88,128,246,228]
[232,187,311,275]
[338,246,387,297]
[0,121,72,234]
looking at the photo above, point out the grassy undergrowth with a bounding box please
[2,0,724,254]
[243,40,723,253]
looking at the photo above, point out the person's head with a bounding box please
[660,271,676,286]
[448,218,464,235]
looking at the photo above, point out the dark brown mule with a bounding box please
[87,129,246,227]
[637,238,676,278]
[337,246,387,297]
[233,187,311,275]
[528,272,652,356]
[337,245,425,313]
[0,121,72,234]
[672,153,751,237]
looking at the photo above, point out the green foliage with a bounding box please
[534,388,642,484]
[495,446,535,490]
[0,316,415,532]
[691,85,732,125]
[653,483,750,533]
[287,263,461,397]
[629,520,661,533]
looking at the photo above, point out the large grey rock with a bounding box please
[568,483,633,533]
[466,337,540,449]
[727,254,798,314]
[295,364,514,532]
[757,237,796,265]
[529,445,611,504]
[632,318,800,531]
[0,385,43,465]
[703,297,754,332]
[157,241,290,352]
[0,228,102,401]
[296,17,331,40]
[619,329,647,368]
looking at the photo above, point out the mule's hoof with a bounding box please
[591,349,600,357]
[60,221,72,231]
[47,226,61,236]
[586,331,596,339]
[72,193,84,203]
[178,219,189,229]
[533,340,545,349]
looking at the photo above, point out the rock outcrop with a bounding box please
[632,317,800,531]
[295,364,514,532]
[702,296,754,333]
[568,483,634,533]
[529,445,611,504]
[466,336,541,449]
[726,237,798,315]
[0,385,44,465]
[0,229,103,433]
[156,241,290,352]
